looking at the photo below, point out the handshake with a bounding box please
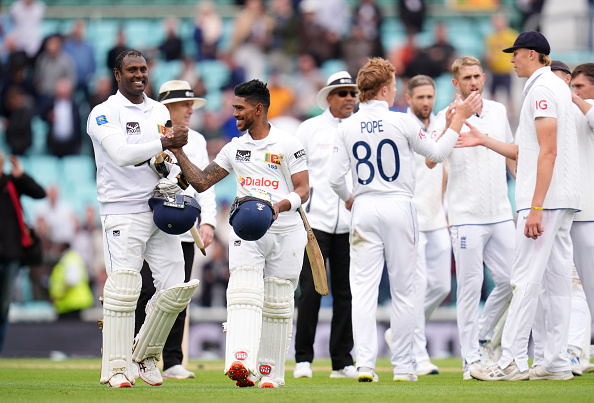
[151,151,190,194]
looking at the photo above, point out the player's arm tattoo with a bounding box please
[175,150,228,192]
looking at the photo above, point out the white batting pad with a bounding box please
[257,277,294,385]
[224,265,264,375]
[100,269,142,384]
[132,279,199,362]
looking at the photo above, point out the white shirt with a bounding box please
[574,100,594,222]
[515,67,581,211]
[296,108,351,234]
[214,124,308,234]
[179,128,217,243]
[10,0,45,58]
[87,91,168,215]
[407,109,447,232]
[329,100,459,202]
[435,98,514,226]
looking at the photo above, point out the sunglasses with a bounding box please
[332,90,358,98]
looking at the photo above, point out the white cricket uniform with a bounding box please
[407,109,452,365]
[213,124,308,284]
[296,108,351,234]
[179,128,217,243]
[434,98,515,366]
[566,101,594,355]
[498,67,581,373]
[87,91,184,291]
[329,99,460,375]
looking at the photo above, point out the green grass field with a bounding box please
[1,358,593,403]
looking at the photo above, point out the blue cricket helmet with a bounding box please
[229,196,275,241]
[149,194,201,235]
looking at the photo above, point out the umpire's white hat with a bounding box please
[158,80,207,109]
[316,71,358,110]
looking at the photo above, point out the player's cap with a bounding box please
[503,31,550,55]
[550,60,571,75]
[158,80,207,110]
[316,71,358,109]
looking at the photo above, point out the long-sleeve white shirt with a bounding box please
[296,108,351,234]
[574,100,594,222]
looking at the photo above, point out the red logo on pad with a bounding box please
[259,364,271,375]
[235,351,247,360]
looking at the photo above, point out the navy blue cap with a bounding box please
[503,31,550,55]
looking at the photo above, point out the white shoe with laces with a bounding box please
[162,364,195,379]
[107,373,132,388]
[463,361,479,380]
[357,369,379,382]
[259,376,279,388]
[471,362,529,381]
[137,357,163,386]
[529,365,574,381]
[414,359,439,375]
[393,373,418,382]
[330,365,357,378]
[294,362,313,378]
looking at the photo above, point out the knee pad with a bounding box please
[132,279,199,362]
[225,265,264,375]
[100,269,141,384]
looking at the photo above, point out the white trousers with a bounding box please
[571,222,594,323]
[350,195,417,375]
[101,212,184,290]
[499,209,575,372]
[413,227,452,362]
[567,267,590,353]
[451,221,514,365]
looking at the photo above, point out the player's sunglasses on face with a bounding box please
[332,90,358,98]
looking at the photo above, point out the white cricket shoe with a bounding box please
[568,349,582,376]
[107,373,132,388]
[529,365,574,381]
[137,357,163,386]
[330,365,357,378]
[393,373,418,382]
[471,362,529,381]
[132,361,140,379]
[582,361,594,373]
[414,360,439,375]
[463,361,479,380]
[294,362,313,378]
[162,365,196,379]
[357,369,379,382]
[259,376,279,388]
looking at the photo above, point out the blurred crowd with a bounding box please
[0,0,550,316]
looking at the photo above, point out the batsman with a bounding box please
[170,79,309,389]
[87,49,199,388]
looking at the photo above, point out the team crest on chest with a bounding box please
[235,150,251,162]
[264,152,280,169]
[126,122,141,135]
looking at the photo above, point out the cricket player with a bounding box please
[328,57,481,382]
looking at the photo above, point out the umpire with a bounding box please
[293,72,357,379]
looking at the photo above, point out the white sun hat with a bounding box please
[158,80,207,109]
[316,71,358,109]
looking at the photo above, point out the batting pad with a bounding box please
[100,269,142,384]
[224,265,264,375]
[257,277,294,385]
[132,279,199,362]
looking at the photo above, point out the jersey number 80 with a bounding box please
[353,139,400,185]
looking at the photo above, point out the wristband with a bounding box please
[531,206,543,210]
[286,192,301,212]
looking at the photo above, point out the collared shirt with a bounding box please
[330,100,459,201]
[407,109,447,232]
[296,108,351,234]
[515,66,581,211]
[87,91,169,215]
[214,124,308,233]
[573,100,594,221]
[435,98,514,226]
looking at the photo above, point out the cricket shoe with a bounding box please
[568,349,582,376]
[107,373,132,388]
[471,362,529,381]
[294,361,313,378]
[463,361,479,380]
[357,368,379,382]
[582,361,594,374]
[330,365,357,378]
[259,376,279,388]
[137,357,163,386]
[478,341,497,366]
[228,361,255,387]
[393,373,418,382]
[529,365,574,381]
[414,360,439,375]
[162,364,195,379]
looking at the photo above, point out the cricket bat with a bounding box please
[278,153,328,296]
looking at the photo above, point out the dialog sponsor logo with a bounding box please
[239,176,279,190]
